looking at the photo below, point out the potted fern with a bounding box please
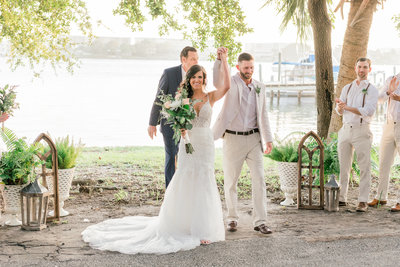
[0,128,42,226]
[43,136,83,216]
[265,135,301,206]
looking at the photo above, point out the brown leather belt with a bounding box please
[225,129,259,136]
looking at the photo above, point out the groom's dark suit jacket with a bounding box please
[149,65,182,187]
[149,65,182,132]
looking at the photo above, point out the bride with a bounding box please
[82,47,231,254]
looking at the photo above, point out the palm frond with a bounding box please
[261,0,311,42]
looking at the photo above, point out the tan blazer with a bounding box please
[212,60,273,152]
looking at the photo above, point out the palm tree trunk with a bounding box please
[328,0,378,134]
[308,0,334,139]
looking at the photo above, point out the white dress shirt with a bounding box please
[335,79,378,124]
[378,73,400,122]
[229,74,258,131]
[181,66,186,83]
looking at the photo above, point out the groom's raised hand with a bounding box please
[216,47,228,60]
[264,142,273,154]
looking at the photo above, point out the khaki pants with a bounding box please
[338,123,373,203]
[223,132,267,226]
[375,121,400,203]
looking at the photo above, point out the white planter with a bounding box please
[46,167,75,217]
[277,162,298,206]
[2,184,27,226]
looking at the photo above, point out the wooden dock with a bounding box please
[265,83,316,102]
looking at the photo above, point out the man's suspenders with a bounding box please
[345,82,370,123]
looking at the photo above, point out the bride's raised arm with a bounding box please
[210,47,230,105]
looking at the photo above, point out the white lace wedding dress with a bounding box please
[82,99,225,254]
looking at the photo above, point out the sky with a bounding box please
[82,0,400,50]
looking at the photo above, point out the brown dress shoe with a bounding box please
[254,224,272,234]
[367,198,387,207]
[356,202,368,212]
[227,221,237,232]
[339,201,347,206]
[391,203,400,212]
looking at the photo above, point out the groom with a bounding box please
[213,52,273,234]
[148,46,198,188]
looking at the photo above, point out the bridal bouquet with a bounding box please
[158,87,198,154]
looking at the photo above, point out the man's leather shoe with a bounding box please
[254,224,272,234]
[391,203,400,212]
[227,221,237,232]
[367,198,387,207]
[339,201,347,206]
[356,202,368,212]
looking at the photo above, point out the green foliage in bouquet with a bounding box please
[157,87,199,148]
[0,85,19,115]
[0,128,42,185]
[163,104,196,145]
[44,136,84,169]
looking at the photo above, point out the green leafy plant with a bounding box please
[0,84,20,129]
[265,132,305,162]
[0,85,19,116]
[113,0,252,65]
[114,189,129,203]
[268,131,380,185]
[44,136,84,169]
[0,128,42,185]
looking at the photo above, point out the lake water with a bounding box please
[0,58,398,147]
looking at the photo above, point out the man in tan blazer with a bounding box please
[213,52,273,234]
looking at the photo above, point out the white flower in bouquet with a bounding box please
[169,100,181,109]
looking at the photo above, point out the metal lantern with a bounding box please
[20,178,50,231]
[324,175,340,212]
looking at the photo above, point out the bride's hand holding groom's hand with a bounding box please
[216,47,228,61]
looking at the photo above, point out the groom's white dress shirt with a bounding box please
[229,74,258,132]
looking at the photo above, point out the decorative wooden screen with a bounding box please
[297,131,324,210]
[34,133,60,222]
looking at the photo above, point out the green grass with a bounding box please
[77,146,281,201]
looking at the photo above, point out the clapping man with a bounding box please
[335,57,378,212]
[368,74,400,212]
